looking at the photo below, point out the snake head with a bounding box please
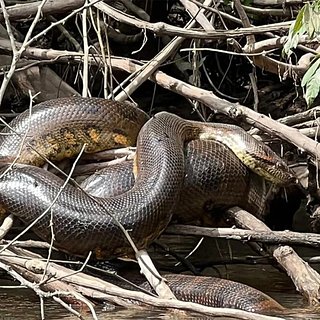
[242,138,297,186]
[255,156,297,186]
[273,160,297,185]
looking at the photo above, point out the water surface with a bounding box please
[1,238,320,319]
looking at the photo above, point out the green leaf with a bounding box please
[314,10,320,34]
[283,25,300,56]
[243,0,252,6]
[307,1,320,37]
[283,5,306,57]
[304,68,320,106]
[292,5,305,35]
[311,12,320,34]
[301,57,320,87]
[303,3,312,36]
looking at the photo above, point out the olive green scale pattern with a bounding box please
[0,97,149,166]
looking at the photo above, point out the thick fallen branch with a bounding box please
[242,4,298,16]
[166,225,320,248]
[0,259,94,318]
[227,207,320,305]
[110,58,320,161]
[136,249,176,300]
[93,1,292,39]
[299,127,320,139]
[0,38,317,162]
[0,0,85,21]
[252,0,303,5]
[11,64,80,102]
[0,213,13,240]
[279,106,320,126]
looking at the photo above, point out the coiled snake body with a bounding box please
[81,140,268,223]
[0,97,294,312]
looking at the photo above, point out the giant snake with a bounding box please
[0,97,295,313]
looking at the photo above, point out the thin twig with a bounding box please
[46,251,92,285]
[0,0,47,103]
[90,8,108,97]
[52,296,84,319]
[40,144,88,283]
[82,0,89,97]
[0,144,87,254]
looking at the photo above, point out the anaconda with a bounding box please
[0,97,294,313]
[81,139,268,223]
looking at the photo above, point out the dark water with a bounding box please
[1,237,320,319]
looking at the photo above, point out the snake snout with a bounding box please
[259,159,296,186]
[274,161,297,185]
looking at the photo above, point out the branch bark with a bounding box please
[166,225,320,248]
[0,246,285,320]
[227,207,320,305]
[0,39,317,163]
[93,1,292,40]
[0,0,85,21]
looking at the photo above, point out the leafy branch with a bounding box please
[284,0,320,106]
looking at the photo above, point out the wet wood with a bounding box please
[227,207,320,305]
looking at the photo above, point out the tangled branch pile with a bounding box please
[1,0,320,319]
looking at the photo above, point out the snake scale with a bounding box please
[81,140,268,223]
[0,97,294,313]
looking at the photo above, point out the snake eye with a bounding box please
[275,161,284,169]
